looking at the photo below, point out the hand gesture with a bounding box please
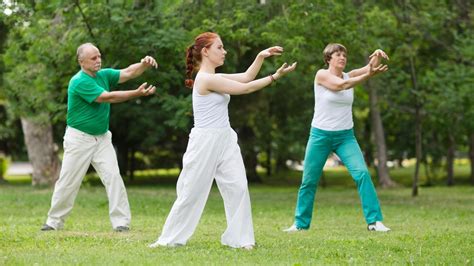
[259,46,284,58]
[136,82,156,96]
[141,56,158,69]
[369,49,389,61]
[273,62,297,80]
[368,62,388,77]
[369,49,389,67]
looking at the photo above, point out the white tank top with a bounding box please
[311,72,354,130]
[192,88,230,128]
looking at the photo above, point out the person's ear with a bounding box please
[201,47,208,57]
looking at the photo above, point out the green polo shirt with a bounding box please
[66,68,120,135]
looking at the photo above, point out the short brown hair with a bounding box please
[323,43,347,64]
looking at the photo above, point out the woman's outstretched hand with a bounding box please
[369,49,390,61]
[273,62,298,80]
[259,46,284,58]
[368,62,388,76]
[368,49,389,67]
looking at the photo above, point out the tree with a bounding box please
[2,2,82,185]
[381,0,453,195]
[354,3,398,188]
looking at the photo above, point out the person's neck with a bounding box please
[82,68,97,77]
[198,61,217,74]
[328,66,343,78]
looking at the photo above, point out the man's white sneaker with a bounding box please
[283,224,304,232]
[367,221,391,232]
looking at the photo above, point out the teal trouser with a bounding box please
[294,127,383,229]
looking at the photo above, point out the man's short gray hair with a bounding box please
[76,43,96,60]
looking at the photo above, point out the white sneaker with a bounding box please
[148,240,183,248]
[283,224,304,232]
[242,245,254,250]
[148,240,163,248]
[367,221,391,232]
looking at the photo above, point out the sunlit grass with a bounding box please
[1,184,473,265]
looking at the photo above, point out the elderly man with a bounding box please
[41,43,157,232]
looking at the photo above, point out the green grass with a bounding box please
[1,184,473,265]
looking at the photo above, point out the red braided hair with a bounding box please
[185,32,219,88]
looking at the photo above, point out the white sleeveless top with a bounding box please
[311,72,354,130]
[192,88,230,128]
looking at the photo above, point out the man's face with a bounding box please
[79,46,102,73]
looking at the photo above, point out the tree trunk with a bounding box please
[413,106,422,197]
[266,101,272,177]
[244,151,260,183]
[266,145,272,177]
[422,158,433,186]
[363,118,373,167]
[409,55,421,197]
[118,144,129,177]
[469,132,474,185]
[0,155,6,183]
[368,80,397,188]
[275,156,287,173]
[446,132,455,186]
[239,126,262,183]
[129,147,136,181]
[21,117,60,186]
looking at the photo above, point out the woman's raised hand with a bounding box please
[369,49,389,61]
[368,49,389,72]
[259,46,284,58]
[273,62,298,80]
[368,62,388,76]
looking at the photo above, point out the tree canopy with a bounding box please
[0,0,472,186]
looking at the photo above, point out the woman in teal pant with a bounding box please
[285,44,391,232]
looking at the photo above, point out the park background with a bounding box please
[0,0,473,265]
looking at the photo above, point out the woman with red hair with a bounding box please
[149,32,296,249]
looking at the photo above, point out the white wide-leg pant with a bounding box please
[156,127,255,248]
[46,127,131,229]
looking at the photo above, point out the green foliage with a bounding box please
[0,0,473,180]
[0,154,9,178]
[2,3,78,123]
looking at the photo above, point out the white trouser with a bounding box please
[156,127,255,248]
[46,127,131,229]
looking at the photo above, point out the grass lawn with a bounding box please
[1,182,473,265]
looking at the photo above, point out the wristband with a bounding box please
[269,74,276,83]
